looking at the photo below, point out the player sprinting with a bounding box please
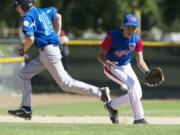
[8,0,111,119]
[97,13,150,124]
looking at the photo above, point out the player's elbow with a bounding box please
[137,60,144,68]
[54,14,62,35]
[56,13,61,20]
[54,14,61,24]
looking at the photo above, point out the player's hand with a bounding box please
[17,48,24,56]
[105,60,118,70]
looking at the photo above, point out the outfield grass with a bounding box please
[0,123,180,135]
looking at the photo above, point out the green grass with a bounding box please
[0,123,180,135]
[1,100,180,117]
[31,100,180,117]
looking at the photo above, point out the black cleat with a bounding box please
[105,101,119,124]
[100,87,111,103]
[8,108,32,120]
[133,118,148,124]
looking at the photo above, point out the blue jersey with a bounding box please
[101,29,143,66]
[22,7,60,48]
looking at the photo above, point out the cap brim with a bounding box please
[124,23,138,27]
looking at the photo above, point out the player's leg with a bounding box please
[104,65,130,123]
[40,45,111,102]
[105,63,146,124]
[123,65,148,124]
[104,66,130,108]
[8,57,45,119]
[19,57,45,107]
[123,65,145,121]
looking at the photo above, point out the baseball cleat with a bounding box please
[105,101,119,124]
[133,118,148,124]
[8,108,32,120]
[100,87,111,103]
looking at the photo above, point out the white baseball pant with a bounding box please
[104,63,144,120]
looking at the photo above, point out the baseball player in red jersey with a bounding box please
[97,13,150,124]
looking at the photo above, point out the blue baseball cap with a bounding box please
[123,13,139,27]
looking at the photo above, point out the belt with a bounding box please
[39,44,59,51]
[39,47,44,51]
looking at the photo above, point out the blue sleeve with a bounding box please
[22,16,35,36]
[44,7,57,21]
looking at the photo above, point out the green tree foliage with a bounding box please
[119,0,162,30]
[160,0,180,32]
[0,0,19,28]
[57,0,120,35]
[1,0,180,33]
[56,0,161,33]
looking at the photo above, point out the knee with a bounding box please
[128,78,142,99]
[19,71,26,80]
[128,78,136,88]
[59,77,74,91]
[19,70,31,80]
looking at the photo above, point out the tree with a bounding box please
[0,0,19,28]
[1,0,180,34]
[56,0,120,36]
[160,0,180,32]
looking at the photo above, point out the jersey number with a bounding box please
[39,12,53,36]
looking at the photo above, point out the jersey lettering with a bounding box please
[114,50,129,58]
[39,12,54,35]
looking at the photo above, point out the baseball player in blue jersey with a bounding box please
[97,13,150,124]
[8,0,111,119]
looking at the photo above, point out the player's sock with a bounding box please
[22,106,32,112]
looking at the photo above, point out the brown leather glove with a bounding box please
[144,67,165,87]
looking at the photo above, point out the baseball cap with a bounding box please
[123,13,139,27]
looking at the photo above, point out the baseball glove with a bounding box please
[17,48,24,56]
[144,67,164,87]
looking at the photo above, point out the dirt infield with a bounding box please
[1,116,180,125]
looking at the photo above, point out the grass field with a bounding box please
[0,123,180,135]
[0,94,180,135]
[29,100,180,117]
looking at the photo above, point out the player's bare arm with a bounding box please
[97,49,107,66]
[17,36,34,56]
[54,13,62,36]
[97,49,118,70]
[136,51,149,73]
[24,36,34,52]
